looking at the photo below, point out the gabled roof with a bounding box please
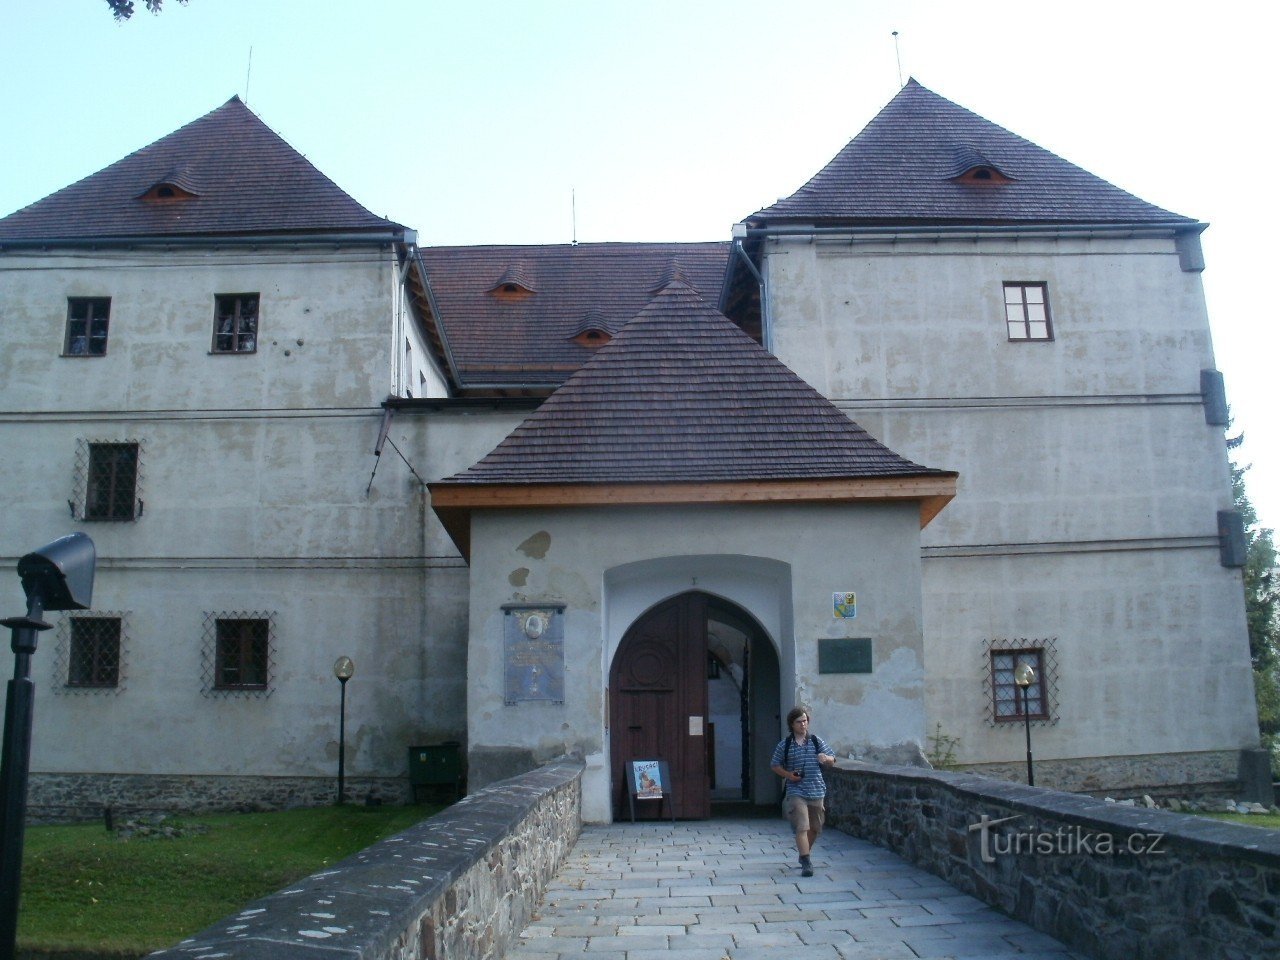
[416,242,729,393]
[430,280,956,555]
[752,79,1194,227]
[0,97,401,243]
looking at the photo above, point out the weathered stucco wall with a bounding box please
[0,246,461,805]
[462,501,927,822]
[763,233,1257,781]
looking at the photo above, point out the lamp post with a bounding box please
[1,533,95,960]
[333,656,355,804]
[1014,661,1036,787]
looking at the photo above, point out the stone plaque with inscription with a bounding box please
[502,604,566,704]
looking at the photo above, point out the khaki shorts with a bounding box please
[784,795,826,835]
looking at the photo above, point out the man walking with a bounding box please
[770,706,836,877]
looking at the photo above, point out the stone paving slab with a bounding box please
[503,818,1090,959]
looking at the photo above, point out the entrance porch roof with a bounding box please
[429,279,956,558]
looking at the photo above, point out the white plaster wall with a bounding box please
[922,547,1258,764]
[763,234,1257,767]
[0,248,398,411]
[0,245,461,783]
[464,501,926,822]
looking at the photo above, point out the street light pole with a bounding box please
[0,533,95,960]
[333,657,355,804]
[0,595,51,959]
[1014,662,1036,787]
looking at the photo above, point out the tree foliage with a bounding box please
[1230,432,1280,771]
[106,0,188,21]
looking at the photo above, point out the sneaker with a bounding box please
[799,855,813,877]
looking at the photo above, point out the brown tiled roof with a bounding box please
[437,279,950,486]
[0,97,401,242]
[417,242,729,390]
[753,79,1194,226]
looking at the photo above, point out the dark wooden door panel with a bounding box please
[610,592,710,819]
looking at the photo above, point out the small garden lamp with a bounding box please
[333,656,355,804]
[1014,661,1036,786]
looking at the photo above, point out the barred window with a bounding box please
[68,617,121,688]
[85,442,139,521]
[212,294,259,353]
[1003,282,1053,341]
[64,297,111,356]
[991,648,1048,721]
[215,618,269,689]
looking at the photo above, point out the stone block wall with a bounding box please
[27,772,411,823]
[826,762,1280,960]
[148,757,582,960]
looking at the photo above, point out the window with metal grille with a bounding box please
[212,293,259,353]
[1003,282,1053,341]
[85,442,139,521]
[215,618,269,689]
[990,648,1048,721]
[64,297,111,356]
[68,617,121,688]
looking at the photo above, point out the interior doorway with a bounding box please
[609,590,779,820]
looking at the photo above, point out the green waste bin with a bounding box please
[408,742,463,802]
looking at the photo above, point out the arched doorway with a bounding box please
[609,590,778,819]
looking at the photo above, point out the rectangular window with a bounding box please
[991,648,1048,721]
[68,617,121,688]
[215,618,269,689]
[85,442,139,521]
[212,294,259,353]
[64,297,111,356]
[1003,282,1053,341]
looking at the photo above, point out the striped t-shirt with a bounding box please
[772,733,831,800]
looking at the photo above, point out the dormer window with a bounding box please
[569,311,614,348]
[139,180,199,203]
[954,165,1013,186]
[947,145,1014,186]
[489,263,535,301]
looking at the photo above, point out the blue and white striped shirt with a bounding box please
[771,733,831,800]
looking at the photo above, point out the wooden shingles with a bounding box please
[429,280,956,554]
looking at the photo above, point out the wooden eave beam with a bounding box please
[428,474,958,561]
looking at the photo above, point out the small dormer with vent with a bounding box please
[138,165,201,204]
[488,263,536,301]
[947,144,1014,186]
[569,310,615,349]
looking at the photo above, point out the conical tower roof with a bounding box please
[0,96,401,242]
[753,79,1193,227]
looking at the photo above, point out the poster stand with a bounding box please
[625,759,676,822]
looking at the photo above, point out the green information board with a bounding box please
[818,637,873,674]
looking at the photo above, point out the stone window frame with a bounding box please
[211,293,260,354]
[72,437,143,522]
[201,611,276,698]
[1003,281,1054,341]
[63,296,111,357]
[982,637,1060,727]
[52,612,129,695]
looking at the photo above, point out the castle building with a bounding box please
[0,80,1257,821]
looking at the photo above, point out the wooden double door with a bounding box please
[609,592,712,819]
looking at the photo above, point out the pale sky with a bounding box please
[4,1,1278,531]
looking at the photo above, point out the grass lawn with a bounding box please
[18,803,442,958]
[1199,811,1280,830]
